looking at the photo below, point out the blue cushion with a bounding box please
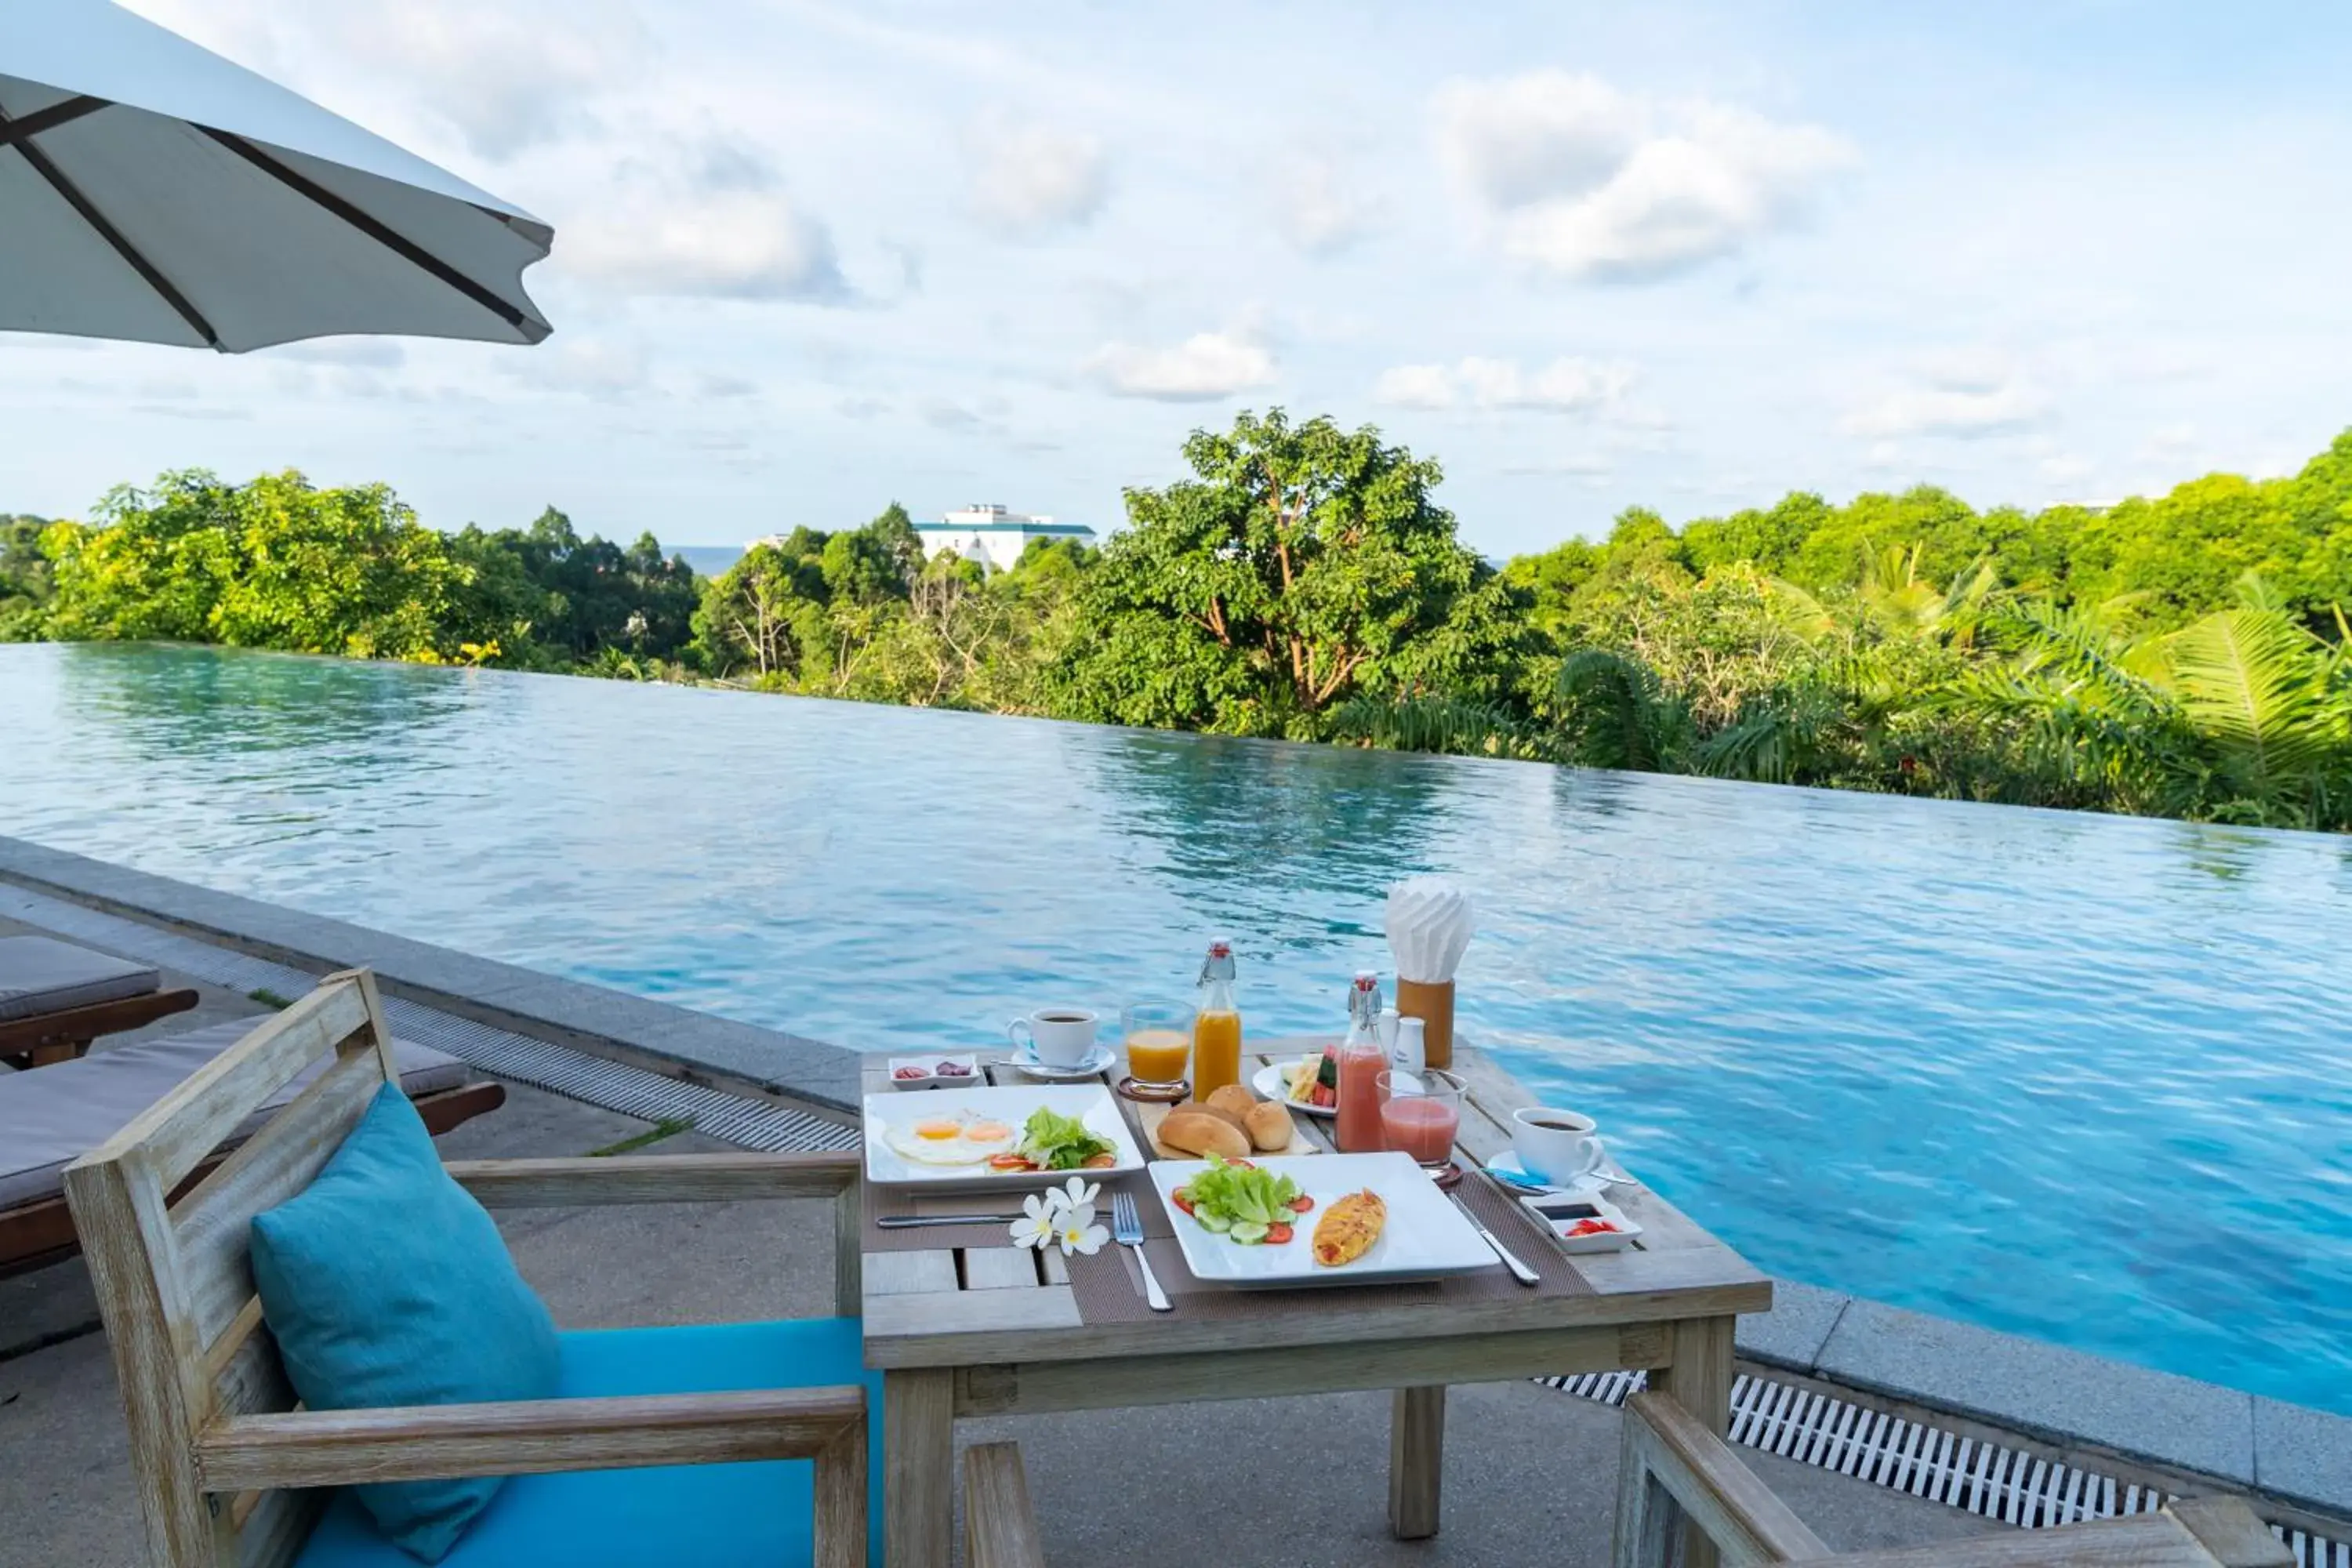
[292,1318,885,1568]
[252,1084,561,1563]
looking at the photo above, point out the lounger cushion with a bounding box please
[0,935,158,1022]
[255,1085,561,1563]
[294,1318,885,1568]
[0,1018,466,1211]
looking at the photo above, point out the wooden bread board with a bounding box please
[1131,1089,1323,1160]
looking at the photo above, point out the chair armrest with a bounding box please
[194,1385,864,1492]
[1617,1390,1829,1566]
[964,1442,1048,1568]
[445,1149,861,1207]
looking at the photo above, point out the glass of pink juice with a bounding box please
[1377,1069,1465,1170]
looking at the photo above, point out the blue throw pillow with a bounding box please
[251,1083,560,1564]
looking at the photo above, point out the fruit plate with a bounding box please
[1149,1152,1495,1287]
[862,1084,1145,1190]
[1251,1060,1419,1119]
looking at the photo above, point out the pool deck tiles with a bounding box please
[2255,1396,2352,1515]
[1736,1276,1853,1370]
[1813,1296,2257,1484]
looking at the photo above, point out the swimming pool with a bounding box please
[3,642,2348,1416]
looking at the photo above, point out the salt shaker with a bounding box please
[1391,1015,1427,1078]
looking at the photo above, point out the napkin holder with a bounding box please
[1395,976,1454,1070]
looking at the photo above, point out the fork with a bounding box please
[1109,1190,1171,1312]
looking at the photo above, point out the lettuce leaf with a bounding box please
[1021,1106,1112,1171]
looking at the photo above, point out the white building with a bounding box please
[915,504,1096,572]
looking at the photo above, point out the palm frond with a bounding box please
[2159,607,2334,805]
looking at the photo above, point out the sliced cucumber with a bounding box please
[1231,1220,1269,1244]
[1197,1210,1232,1233]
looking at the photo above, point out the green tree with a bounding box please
[1055,408,1528,736]
[40,471,507,662]
[0,514,54,640]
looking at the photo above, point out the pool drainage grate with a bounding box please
[0,882,857,1155]
[1541,1370,2347,1567]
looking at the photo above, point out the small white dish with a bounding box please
[863,1083,1144,1189]
[1149,1151,1495,1287]
[886,1054,979,1091]
[1515,1189,1642,1254]
[1005,1043,1116,1080]
[1250,1059,1417,1118]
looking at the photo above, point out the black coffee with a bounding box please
[1526,1117,1588,1132]
[1038,1011,1090,1023]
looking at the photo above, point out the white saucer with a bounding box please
[1486,1149,1609,1192]
[1005,1044,1116,1080]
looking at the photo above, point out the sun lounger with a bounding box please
[0,1015,504,1276]
[0,933,199,1069]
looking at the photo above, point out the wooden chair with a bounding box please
[63,967,877,1568]
[1615,1389,2292,1568]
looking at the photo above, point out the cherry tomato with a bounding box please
[1172,1191,1195,1216]
[1265,1222,1294,1244]
[986,1153,1033,1171]
[1288,1195,1315,1213]
[1083,1151,1116,1168]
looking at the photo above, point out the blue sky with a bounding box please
[8,1,2351,557]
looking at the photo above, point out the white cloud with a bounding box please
[2038,453,2095,485]
[966,111,1109,236]
[1374,355,1632,413]
[1087,329,1276,401]
[1274,153,1378,256]
[562,144,848,302]
[1843,382,2051,439]
[129,0,644,162]
[1432,71,1642,209]
[1433,71,1855,281]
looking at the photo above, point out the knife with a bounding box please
[877,1212,1026,1229]
[1447,1190,1541,1286]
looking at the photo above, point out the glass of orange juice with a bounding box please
[1120,1002,1193,1102]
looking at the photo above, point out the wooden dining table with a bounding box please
[856,1041,1773,1568]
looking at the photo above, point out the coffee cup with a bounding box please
[1009,1008,1098,1067]
[1512,1106,1603,1185]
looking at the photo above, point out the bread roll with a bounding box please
[1205,1083,1259,1120]
[1171,1097,1245,1134]
[1243,1099,1294,1152]
[1157,1110,1251,1163]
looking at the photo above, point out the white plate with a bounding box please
[1149,1152,1496,1287]
[863,1084,1145,1190]
[1250,1059,1419,1119]
[1004,1044,1117,1081]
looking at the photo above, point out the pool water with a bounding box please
[4,643,2349,1415]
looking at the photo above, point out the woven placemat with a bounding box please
[862,1167,1177,1254]
[1065,1168,1593,1324]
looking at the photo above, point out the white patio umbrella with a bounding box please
[0,0,551,352]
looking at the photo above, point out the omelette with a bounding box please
[1311,1188,1386,1268]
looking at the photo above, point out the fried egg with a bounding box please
[884,1112,1020,1167]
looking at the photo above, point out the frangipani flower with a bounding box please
[1053,1177,1100,1214]
[1053,1209,1109,1256]
[1007,1191,1057,1251]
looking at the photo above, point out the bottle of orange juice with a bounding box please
[1192,938,1243,1097]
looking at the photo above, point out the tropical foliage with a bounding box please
[14,420,2352,831]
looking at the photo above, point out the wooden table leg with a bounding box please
[1388,1385,1446,1539]
[883,1367,955,1568]
[1647,1316,1736,1568]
